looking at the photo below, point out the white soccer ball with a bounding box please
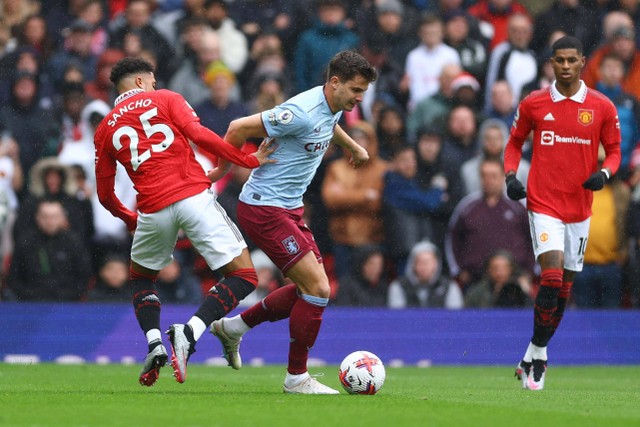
[338,350,386,395]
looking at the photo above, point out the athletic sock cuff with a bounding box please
[301,293,329,307]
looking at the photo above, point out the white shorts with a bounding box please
[528,211,590,272]
[131,189,246,271]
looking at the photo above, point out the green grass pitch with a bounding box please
[1,364,639,427]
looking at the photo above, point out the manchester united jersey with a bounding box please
[95,89,212,213]
[504,81,621,223]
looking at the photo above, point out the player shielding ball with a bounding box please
[503,36,621,390]
[94,57,275,386]
[208,50,377,394]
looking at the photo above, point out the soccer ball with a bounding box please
[338,350,386,395]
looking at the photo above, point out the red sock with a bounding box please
[288,298,325,375]
[240,284,298,328]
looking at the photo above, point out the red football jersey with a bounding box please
[95,89,212,213]
[504,82,621,223]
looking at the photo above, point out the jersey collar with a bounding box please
[114,88,145,106]
[550,80,587,103]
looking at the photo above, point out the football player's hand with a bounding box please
[506,174,526,200]
[207,161,231,183]
[252,138,278,166]
[349,144,369,168]
[582,170,608,191]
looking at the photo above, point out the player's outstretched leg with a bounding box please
[139,339,168,386]
[166,324,196,383]
[210,284,300,369]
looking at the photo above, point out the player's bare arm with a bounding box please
[332,124,369,168]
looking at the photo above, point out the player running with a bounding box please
[94,57,275,386]
[208,50,377,394]
[503,36,621,390]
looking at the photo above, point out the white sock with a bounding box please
[187,317,207,341]
[223,315,251,338]
[284,371,309,388]
[523,342,535,363]
[146,329,162,345]
[531,344,548,361]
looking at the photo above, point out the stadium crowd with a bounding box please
[0,0,639,309]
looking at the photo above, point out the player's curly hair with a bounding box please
[109,57,155,86]
[326,50,377,84]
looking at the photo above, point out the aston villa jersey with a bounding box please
[95,89,211,213]
[504,81,621,222]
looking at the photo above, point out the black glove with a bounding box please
[506,174,526,200]
[582,170,608,191]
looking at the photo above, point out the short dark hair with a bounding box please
[551,36,583,56]
[326,50,377,84]
[109,57,154,86]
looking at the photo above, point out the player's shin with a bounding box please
[548,280,573,341]
[131,272,161,346]
[192,268,257,337]
[287,294,327,375]
[531,269,563,348]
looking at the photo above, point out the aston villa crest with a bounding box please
[281,236,300,255]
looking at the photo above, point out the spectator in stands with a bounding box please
[460,118,529,196]
[388,240,463,309]
[440,104,478,166]
[77,0,108,56]
[86,253,130,302]
[485,79,517,129]
[582,16,640,101]
[0,46,55,109]
[109,0,177,83]
[14,13,55,61]
[595,52,640,176]
[169,28,221,107]
[203,0,248,74]
[407,63,462,143]
[84,48,124,104]
[322,121,389,282]
[368,0,417,70]
[357,32,408,123]
[404,13,460,110]
[238,30,290,100]
[414,127,464,257]
[573,147,630,308]
[294,0,359,93]
[465,249,533,308]
[0,71,57,180]
[1,0,40,33]
[484,13,537,113]
[56,82,88,157]
[335,245,389,307]
[446,158,533,290]
[247,70,287,114]
[443,8,488,85]
[7,198,91,302]
[468,0,530,51]
[229,0,294,49]
[195,60,249,138]
[531,0,600,57]
[383,145,448,271]
[46,19,98,89]
[13,157,94,250]
[376,104,408,161]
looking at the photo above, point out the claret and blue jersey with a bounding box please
[239,86,341,209]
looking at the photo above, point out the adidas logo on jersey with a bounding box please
[544,113,555,121]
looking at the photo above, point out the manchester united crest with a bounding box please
[578,109,594,126]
